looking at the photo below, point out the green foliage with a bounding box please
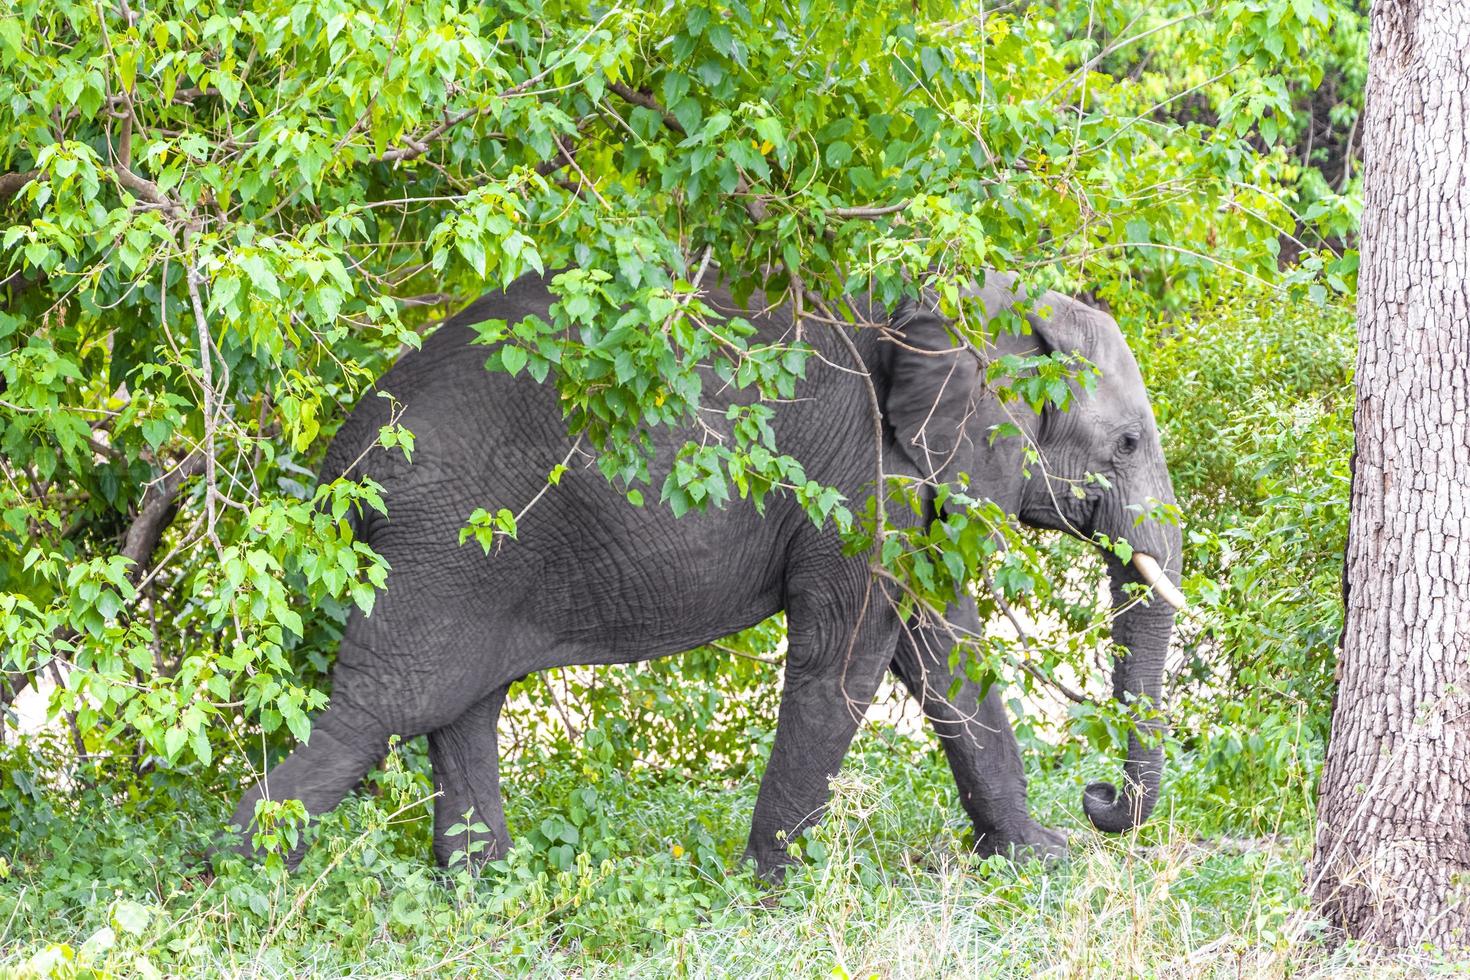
[988,351,1101,416]
[1058,0,1368,251]
[0,0,1359,785]
[507,617,785,776]
[1,731,1339,976]
[1145,293,1354,828]
[461,505,519,554]
[0,0,1365,967]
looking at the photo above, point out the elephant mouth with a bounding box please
[1019,508,1185,610]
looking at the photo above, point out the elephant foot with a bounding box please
[973,820,1068,865]
[742,844,793,886]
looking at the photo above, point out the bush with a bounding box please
[1143,293,1354,832]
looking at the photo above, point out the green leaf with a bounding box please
[500,345,528,376]
[110,900,150,937]
[163,726,186,761]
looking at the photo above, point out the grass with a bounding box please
[3,722,1465,978]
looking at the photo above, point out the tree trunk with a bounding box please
[1308,0,1470,949]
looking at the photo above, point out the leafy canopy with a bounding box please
[0,0,1352,783]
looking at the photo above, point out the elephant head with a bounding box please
[883,272,1183,834]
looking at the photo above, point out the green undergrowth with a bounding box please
[0,727,1446,978]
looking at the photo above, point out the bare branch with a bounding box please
[1040,11,1204,103]
[50,661,87,761]
[374,107,482,164]
[85,433,125,462]
[373,9,619,165]
[607,82,684,134]
[181,242,222,543]
[498,435,585,547]
[393,292,458,308]
[552,131,609,208]
[106,86,218,110]
[708,640,783,666]
[113,165,188,221]
[545,673,581,741]
[982,571,1093,705]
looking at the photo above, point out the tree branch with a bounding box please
[374,107,482,164]
[393,292,458,308]
[0,170,38,204]
[113,164,189,222]
[50,661,87,760]
[826,200,910,220]
[982,570,1092,705]
[708,640,783,666]
[181,249,222,543]
[372,27,604,166]
[553,131,609,208]
[607,82,685,134]
[120,451,206,584]
[607,83,769,222]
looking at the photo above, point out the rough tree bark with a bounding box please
[1308,0,1470,949]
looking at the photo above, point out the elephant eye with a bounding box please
[1118,430,1142,455]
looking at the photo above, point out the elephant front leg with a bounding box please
[891,598,1067,863]
[428,686,512,868]
[745,585,895,879]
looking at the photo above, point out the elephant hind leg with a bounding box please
[220,699,391,869]
[745,574,899,878]
[218,598,504,870]
[428,685,512,868]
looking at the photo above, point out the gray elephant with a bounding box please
[225,269,1183,876]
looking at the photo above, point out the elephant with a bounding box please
[223,269,1184,877]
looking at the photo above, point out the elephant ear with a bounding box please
[955,272,1114,515]
[885,299,981,487]
[972,270,1100,363]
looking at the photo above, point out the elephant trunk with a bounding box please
[1081,543,1178,834]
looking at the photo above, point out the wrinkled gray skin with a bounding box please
[225,270,1180,876]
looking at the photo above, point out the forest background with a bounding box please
[0,0,1391,974]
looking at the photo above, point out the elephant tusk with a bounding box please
[1131,552,1187,611]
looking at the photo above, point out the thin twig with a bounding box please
[48,661,88,761]
[504,435,584,538]
[545,674,581,741]
[552,132,609,208]
[984,571,1091,705]
[180,239,221,544]
[1040,11,1204,103]
[709,640,783,666]
[121,451,207,584]
[261,791,439,949]
[374,11,618,164]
